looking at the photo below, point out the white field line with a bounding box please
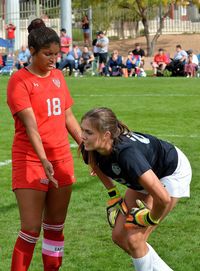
[0,160,12,167]
[0,136,198,168]
[73,94,200,97]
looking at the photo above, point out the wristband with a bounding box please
[108,186,121,199]
[147,212,160,225]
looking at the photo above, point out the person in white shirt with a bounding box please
[96,31,109,74]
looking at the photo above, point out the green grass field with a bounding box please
[0,76,200,270]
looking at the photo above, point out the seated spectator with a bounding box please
[151,48,169,76]
[166,44,187,76]
[132,43,145,67]
[15,45,31,70]
[0,53,3,70]
[125,51,141,77]
[184,49,199,77]
[78,46,94,76]
[58,44,82,76]
[104,50,124,76]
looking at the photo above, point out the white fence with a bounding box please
[1,1,200,52]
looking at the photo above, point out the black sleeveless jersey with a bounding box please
[95,132,178,190]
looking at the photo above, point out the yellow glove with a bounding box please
[125,199,159,228]
[106,187,128,228]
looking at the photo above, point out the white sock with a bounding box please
[147,243,174,271]
[132,249,153,271]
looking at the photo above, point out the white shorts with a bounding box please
[139,147,192,198]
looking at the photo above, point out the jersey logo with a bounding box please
[33,82,39,87]
[40,178,49,185]
[112,163,121,175]
[52,78,61,88]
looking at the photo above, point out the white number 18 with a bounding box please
[47,98,61,116]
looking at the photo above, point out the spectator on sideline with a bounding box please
[78,46,94,76]
[81,15,90,46]
[60,28,72,60]
[92,33,100,75]
[132,43,145,67]
[104,50,124,77]
[0,53,3,70]
[184,49,199,77]
[58,44,82,76]
[5,22,16,55]
[166,44,187,76]
[151,48,169,76]
[125,51,141,77]
[15,45,31,70]
[173,44,187,63]
[7,18,81,271]
[96,31,109,75]
[80,107,192,271]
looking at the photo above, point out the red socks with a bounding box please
[11,224,65,271]
[11,230,39,271]
[42,222,65,271]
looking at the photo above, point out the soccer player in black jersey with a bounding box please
[80,107,192,271]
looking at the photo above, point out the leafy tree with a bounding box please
[73,0,200,55]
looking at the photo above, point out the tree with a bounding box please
[73,0,200,56]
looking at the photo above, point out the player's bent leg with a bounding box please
[42,185,72,271]
[112,188,151,255]
[11,189,46,271]
[112,189,178,271]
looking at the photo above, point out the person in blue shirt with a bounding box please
[104,50,124,76]
[15,45,31,70]
[125,51,141,77]
[58,44,82,76]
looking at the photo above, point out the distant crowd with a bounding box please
[0,24,199,78]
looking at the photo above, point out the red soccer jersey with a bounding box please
[60,36,71,54]
[7,68,74,162]
[6,25,16,39]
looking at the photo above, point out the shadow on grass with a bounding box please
[0,202,17,213]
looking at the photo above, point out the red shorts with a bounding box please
[12,159,75,191]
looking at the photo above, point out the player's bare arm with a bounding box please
[65,107,82,145]
[92,165,116,190]
[138,169,171,221]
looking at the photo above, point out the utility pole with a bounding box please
[61,0,72,40]
[5,0,20,50]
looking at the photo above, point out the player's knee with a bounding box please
[21,223,41,234]
[126,232,144,251]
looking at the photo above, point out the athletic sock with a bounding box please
[132,249,153,271]
[11,230,39,271]
[147,243,174,271]
[42,222,65,271]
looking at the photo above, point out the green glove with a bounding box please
[125,199,159,228]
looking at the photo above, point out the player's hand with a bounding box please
[107,197,128,228]
[125,199,159,228]
[41,159,58,188]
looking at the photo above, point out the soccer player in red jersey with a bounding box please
[80,107,192,271]
[7,19,81,271]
